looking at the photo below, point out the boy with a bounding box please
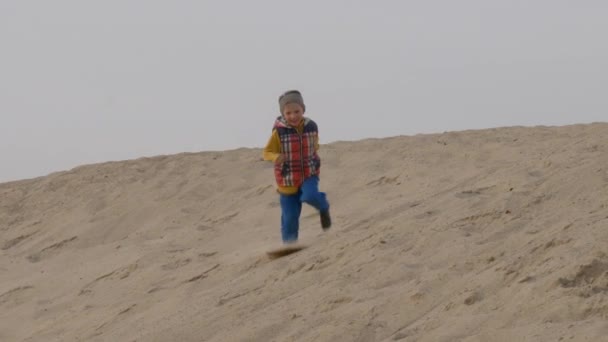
[263,90,331,244]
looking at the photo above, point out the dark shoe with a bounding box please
[320,210,331,230]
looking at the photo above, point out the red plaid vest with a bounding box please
[273,117,320,188]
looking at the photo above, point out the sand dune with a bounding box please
[2,123,608,342]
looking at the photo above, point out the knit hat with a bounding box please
[278,90,306,114]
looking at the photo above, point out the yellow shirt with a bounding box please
[263,119,319,195]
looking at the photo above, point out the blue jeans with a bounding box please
[279,176,329,243]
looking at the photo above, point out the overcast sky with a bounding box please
[1,1,607,182]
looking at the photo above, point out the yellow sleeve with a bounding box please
[263,129,281,162]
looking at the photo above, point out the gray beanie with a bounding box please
[278,90,306,114]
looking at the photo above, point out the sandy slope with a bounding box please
[1,123,608,342]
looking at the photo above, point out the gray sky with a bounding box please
[1,1,607,183]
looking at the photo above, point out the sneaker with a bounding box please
[320,210,331,230]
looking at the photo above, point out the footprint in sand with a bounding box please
[27,236,78,263]
[366,175,400,187]
[450,211,502,232]
[161,258,191,271]
[558,259,608,297]
[200,212,239,226]
[0,286,34,308]
[245,184,273,199]
[184,264,220,283]
[2,231,38,250]
[318,296,353,313]
[454,186,494,199]
[414,210,439,220]
[79,262,138,296]
[464,291,483,305]
[199,251,218,258]
[90,304,138,338]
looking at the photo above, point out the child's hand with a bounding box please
[275,155,284,165]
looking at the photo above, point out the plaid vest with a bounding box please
[273,117,320,188]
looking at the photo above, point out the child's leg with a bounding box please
[280,193,302,243]
[299,176,330,212]
[300,176,331,229]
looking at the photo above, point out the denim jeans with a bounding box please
[279,176,329,243]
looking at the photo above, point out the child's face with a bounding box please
[282,103,304,127]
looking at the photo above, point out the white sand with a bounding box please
[1,123,608,342]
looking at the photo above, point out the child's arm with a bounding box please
[263,129,282,163]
